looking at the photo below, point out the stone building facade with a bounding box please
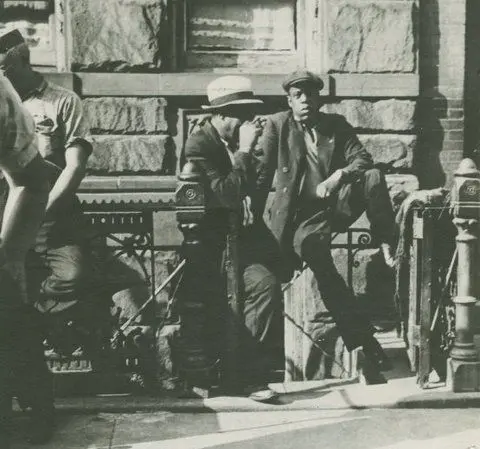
[0,0,475,380]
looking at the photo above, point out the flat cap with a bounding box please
[0,29,25,53]
[282,70,324,92]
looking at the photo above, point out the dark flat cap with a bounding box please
[0,29,25,53]
[282,70,324,92]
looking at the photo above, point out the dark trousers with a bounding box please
[292,168,395,351]
[187,223,283,386]
[0,303,52,444]
[27,243,88,312]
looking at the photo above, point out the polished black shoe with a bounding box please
[28,406,55,445]
[362,337,392,372]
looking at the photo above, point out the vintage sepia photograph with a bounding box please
[0,0,479,448]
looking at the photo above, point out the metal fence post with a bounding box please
[447,158,480,392]
[175,160,211,396]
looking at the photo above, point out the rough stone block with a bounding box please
[328,1,415,72]
[88,135,173,174]
[84,98,168,133]
[321,100,416,131]
[70,0,168,71]
[359,134,415,170]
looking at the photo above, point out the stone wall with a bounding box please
[70,0,169,72]
[327,0,416,73]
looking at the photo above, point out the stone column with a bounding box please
[447,158,480,391]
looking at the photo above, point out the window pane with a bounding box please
[187,0,295,52]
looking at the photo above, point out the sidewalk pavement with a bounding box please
[44,376,480,415]
[9,332,480,448]
[22,330,480,415]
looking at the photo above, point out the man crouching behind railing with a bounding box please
[182,76,283,402]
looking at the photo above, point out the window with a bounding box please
[0,0,55,67]
[176,0,306,72]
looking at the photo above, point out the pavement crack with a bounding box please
[108,418,117,449]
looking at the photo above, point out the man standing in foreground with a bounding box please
[256,70,396,375]
[0,74,51,446]
[0,29,92,315]
[183,76,283,401]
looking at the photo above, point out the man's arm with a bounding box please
[252,116,277,221]
[185,125,258,210]
[47,92,91,213]
[0,154,49,302]
[46,145,88,211]
[1,154,49,261]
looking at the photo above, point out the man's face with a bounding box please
[221,105,256,141]
[287,84,321,122]
[0,50,24,88]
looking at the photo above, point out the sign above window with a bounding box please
[176,0,305,72]
[187,0,296,52]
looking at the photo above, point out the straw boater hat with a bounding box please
[202,75,263,110]
[0,29,25,53]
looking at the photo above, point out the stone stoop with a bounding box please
[358,330,414,385]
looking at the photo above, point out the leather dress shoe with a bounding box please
[244,384,279,403]
[362,337,392,372]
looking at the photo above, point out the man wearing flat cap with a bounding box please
[183,75,282,401]
[256,69,396,375]
[0,30,92,316]
[0,75,51,445]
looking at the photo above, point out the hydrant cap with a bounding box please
[455,158,480,178]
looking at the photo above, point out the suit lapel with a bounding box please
[316,132,335,177]
[287,115,306,166]
[315,113,336,176]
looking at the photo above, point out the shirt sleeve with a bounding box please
[58,91,93,155]
[0,78,38,173]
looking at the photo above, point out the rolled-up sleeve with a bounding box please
[58,92,92,155]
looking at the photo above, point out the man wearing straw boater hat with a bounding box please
[0,72,51,444]
[183,76,283,402]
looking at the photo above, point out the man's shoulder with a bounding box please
[41,80,80,104]
[184,120,218,155]
[266,110,292,126]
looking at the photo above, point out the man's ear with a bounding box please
[286,95,293,109]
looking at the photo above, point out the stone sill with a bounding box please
[43,72,419,98]
[78,174,418,209]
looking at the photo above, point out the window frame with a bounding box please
[172,0,309,73]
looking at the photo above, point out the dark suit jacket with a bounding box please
[256,110,374,270]
[184,119,281,271]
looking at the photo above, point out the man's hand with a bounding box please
[316,169,344,199]
[242,195,254,227]
[238,122,262,153]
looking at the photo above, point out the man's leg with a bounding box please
[0,315,13,447]
[40,244,87,301]
[242,263,282,398]
[295,222,375,352]
[361,168,396,245]
[360,168,396,266]
[13,306,54,444]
